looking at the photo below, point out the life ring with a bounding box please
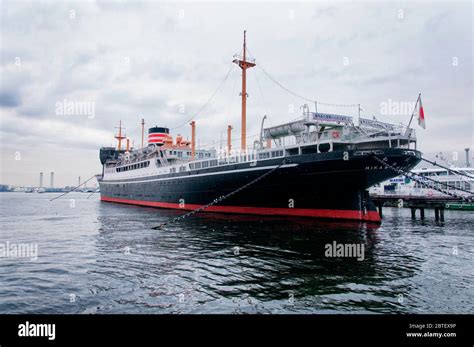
[427,190,433,197]
[332,132,340,139]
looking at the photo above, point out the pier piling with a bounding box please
[371,196,454,222]
[377,203,383,218]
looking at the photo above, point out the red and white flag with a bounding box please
[417,95,426,129]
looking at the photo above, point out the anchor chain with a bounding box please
[371,155,473,202]
[152,159,289,229]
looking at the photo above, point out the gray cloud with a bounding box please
[0,0,472,187]
[0,90,21,107]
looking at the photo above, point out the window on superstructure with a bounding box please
[202,161,209,168]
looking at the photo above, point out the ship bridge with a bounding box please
[261,110,417,156]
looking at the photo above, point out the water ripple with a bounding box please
[0,193,472,313]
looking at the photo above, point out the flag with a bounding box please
[417,96,426,129]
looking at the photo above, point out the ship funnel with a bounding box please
[148,126,170,146]
[227,125,233,154]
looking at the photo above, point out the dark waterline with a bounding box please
[0,192,472,314]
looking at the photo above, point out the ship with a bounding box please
[370,167,474,199]
[97,32,422,223]
[370,149,474,209]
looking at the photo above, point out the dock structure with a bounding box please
[371,195,466,221]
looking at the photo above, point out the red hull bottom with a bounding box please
[100,196,382,223]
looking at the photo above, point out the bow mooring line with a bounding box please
[50,174,98,201]
[152,158,288,230]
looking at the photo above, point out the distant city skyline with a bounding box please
[1,1,472,186]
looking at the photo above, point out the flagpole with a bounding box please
[405,93,421,135]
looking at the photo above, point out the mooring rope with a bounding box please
[49,174,98,201]
[371,155,472,202]
[152,159,288,230]
[419,157,474,179]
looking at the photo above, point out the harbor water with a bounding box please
[0,192,472,314]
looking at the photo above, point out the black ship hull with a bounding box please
[98,148,421,223]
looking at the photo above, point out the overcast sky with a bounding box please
[0,0,472,187]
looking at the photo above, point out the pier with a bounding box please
[371,195,466,221]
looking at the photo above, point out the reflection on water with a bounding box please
[0,193,472,313]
